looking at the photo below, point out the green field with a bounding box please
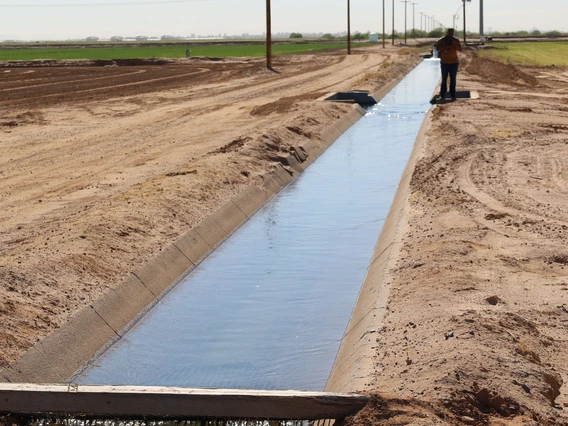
[478,41,568,66]
[0,42,362,61]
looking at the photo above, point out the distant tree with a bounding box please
[545,30,562,37]
[530,29,541,36]
[410,29,427,38]
[321,33,336,40]
[355,31,371,40]
[428,28,444,38]
[290,32,303,39]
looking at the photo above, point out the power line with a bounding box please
[0,0,213,7]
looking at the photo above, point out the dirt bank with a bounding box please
[344,51,568,425]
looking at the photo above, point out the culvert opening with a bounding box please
[324,91,377,106]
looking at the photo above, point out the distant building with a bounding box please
[86,36,99,42]
[110,36,123,42]
[135,36,148,41]
[161,35,176,40]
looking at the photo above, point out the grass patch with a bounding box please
[478,41,568,66]
[0,42,366,61]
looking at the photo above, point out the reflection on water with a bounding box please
[76,60,441,391]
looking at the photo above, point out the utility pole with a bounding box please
[347,0,351,55]
[382,0,386,48]
[411,2,417,38]
[463,0,467,45]
[480,0,484,38]
[266,0,271,69]
[419,12,424,32]
[391,0,395,46]
[401,0,408,44]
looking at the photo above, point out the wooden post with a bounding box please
[266,0,272,69]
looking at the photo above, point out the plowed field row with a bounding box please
[0,63,257,108]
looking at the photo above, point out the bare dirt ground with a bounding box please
[2,43,568,425]
[346,54,568,424]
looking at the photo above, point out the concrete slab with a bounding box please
[260,169,283,195]
[6,306,117,383]
[284,153,305,173]
[320,123,342,145]
[0,384,369,420]
[290,145,307,162]
[134,244,193,297]
[334,115,355,133]
[90,274,155,336]
[299,140,321,167]
[273,163,293,185]
[1,346,65,384]
[192,215,232,249]
[206,200,248,236]
[174,228,213,265]
[325,334,377,392]
[231,186,270,218]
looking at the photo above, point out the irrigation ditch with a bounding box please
[2,59,444,408]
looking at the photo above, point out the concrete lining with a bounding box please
[191,215,233,249]
[3,305,118,384]
[174,229,213,265]
[134,244,194,297]
[91,274,155,335]
[229,186,270,219]
[325,104,435,394]
[1,100,373,385]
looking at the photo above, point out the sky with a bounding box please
[0,0,567,41]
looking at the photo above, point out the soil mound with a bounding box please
[465,56,539,87]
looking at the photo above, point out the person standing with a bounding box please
[435,28,462,102]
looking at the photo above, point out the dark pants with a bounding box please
[440,62,459,98]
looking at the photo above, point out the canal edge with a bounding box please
[325,92,436,393]
[0,103,373,385]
